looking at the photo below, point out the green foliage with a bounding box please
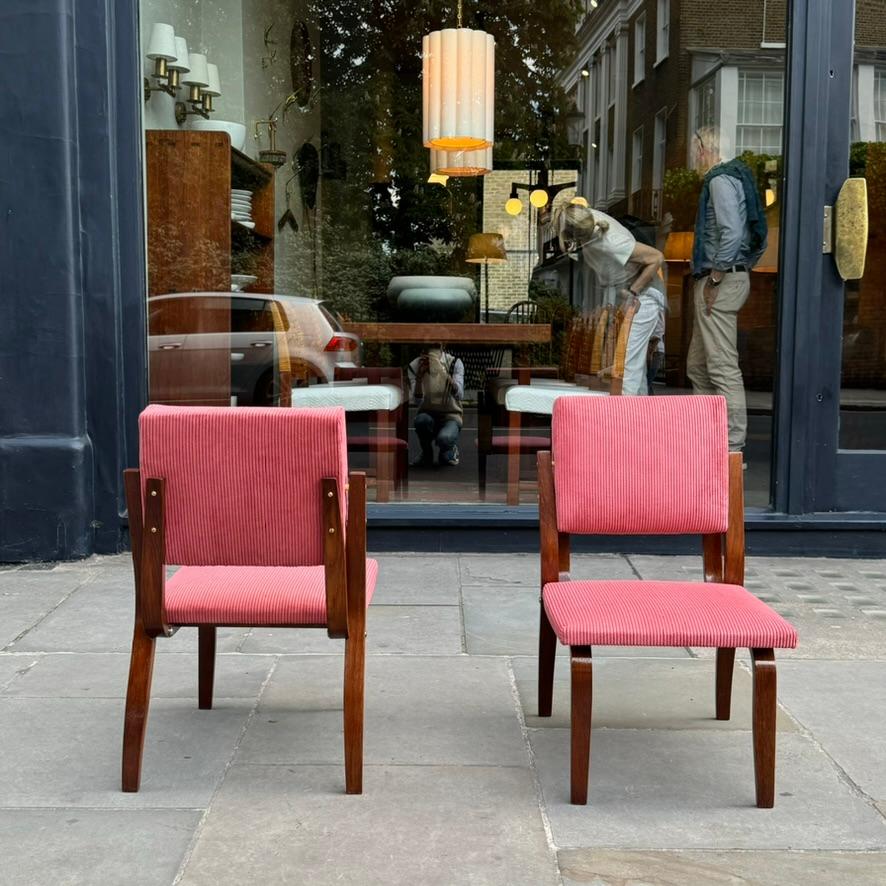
[851,141,886,222]
[527,281,576,366]
[662,167,702,229]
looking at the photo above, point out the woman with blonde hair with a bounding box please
[554,202,666,396]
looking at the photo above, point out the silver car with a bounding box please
[148,292,362,405]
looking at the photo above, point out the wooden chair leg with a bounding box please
[478,452,487,501]
[122,624,156,792]
[538,600,557,717]
[198,626,216,710]
[570,646,593,805]
[751,648,777,808]
[716,647,736,720]
[343,628,366,795]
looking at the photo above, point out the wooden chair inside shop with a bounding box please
[537,396,797,806]
[496,301,639,505]
[333,366,409,497]
[122,406,377,794]
[505,300,540,324]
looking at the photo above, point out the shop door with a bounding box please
[774,1,886,514]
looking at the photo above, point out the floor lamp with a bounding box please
[466,233,508,323]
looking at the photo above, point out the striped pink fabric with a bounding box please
[543,579,797,648]
[165,559,379,625]
[552,396,729,535]
[139,405,348,566]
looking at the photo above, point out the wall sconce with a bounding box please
[143,23,179,102]
[175,53,213,125]
[254,119,288,167]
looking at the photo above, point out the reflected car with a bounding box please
[148,292,362,405]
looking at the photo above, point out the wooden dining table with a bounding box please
[343,322,552,345]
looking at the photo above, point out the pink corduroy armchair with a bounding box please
[537,395,797,806]
[122,405,376,794]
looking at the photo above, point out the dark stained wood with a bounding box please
[715,647,736,721]
[344,471,367,794]
[141,478,172,638]
[198,626,216,710]
[124,470,144,600]
[242,162,277,293]
[751,647,777,808]
[322,477,349,639]
[344,322,552,345]
[559,531,571,580]
[122,622,156,792]
[537,451,559,716]
[570,645,594,805]
[725,452,746,586]
[702,533,724,582]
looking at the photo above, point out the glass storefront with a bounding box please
[137,0,881,510]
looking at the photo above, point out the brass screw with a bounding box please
[328,527,335,534]
[151,527,158,534]
[151,490,157,497]
[327,491,334,498]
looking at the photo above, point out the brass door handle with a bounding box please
[824,178,869,281]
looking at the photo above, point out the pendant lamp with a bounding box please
[430,146,493,177]
[423,0,495,151]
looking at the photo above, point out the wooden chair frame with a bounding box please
[537,450,778,808]
[121,468,368,795]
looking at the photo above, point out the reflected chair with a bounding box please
[537,396,797,806]
[506,300,540,324]
[122,405,376,794]
[334,366,409,498]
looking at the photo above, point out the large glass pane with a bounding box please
[839,16,886,452]
[139,0,786,508]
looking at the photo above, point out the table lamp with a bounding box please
[466,232,507,323]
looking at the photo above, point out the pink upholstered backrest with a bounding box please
[552,396,729,535]
[139,405,348,566]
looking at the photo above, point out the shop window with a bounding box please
[876,68,886,141]
[653,108,667,192]
[631,126,644,193]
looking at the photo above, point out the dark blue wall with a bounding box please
[0,1,146,561]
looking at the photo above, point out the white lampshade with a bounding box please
[146,23,177,61]
[430,146,492,177]
[423,28,494,150]
[183,53,209,88]
[204,63,222,97]
[168,37,190,73]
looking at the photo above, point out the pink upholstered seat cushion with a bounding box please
[543,579,797,648]
[491,434,551,450]
[165,559,378,626]
[552,396,729,535]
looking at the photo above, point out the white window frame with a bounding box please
[653,109,667,191]
[875,68,886,142]
[656,0,669,65]
[633,14,646,86]
[631,126,644,194]
[735,70,785,156]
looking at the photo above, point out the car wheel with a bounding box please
[253,369,277,406]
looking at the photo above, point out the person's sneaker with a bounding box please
[440,445,459,467]
[411,453,435,468]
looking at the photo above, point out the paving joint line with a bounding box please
[172,653,280,885]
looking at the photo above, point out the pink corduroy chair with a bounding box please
[537,396,797,807]
[122,405,377,794]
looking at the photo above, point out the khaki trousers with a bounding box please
[686,272,749,450]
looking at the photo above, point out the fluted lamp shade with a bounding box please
[168,37,190,72]
[466,233,507,265]
[430,147,493,177]
[147,23,177,61]
[663,231,695,262]
[423,28,495,150]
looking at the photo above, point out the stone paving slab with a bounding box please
[177,763,559,886]
[777,661,886,804]
[557,848,886,886]
[0,654,36,690]
[239,604,463,655]
[511,657,797,732]
[2,651,273,699]
[371,554,461,604]
[459,552,636,588]
[0,808,201,886]
[236,655,528,767]
[0,583,78,649]
[0,697,253,808]
[529,729,886,850]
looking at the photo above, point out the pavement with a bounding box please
[1,552,886,885]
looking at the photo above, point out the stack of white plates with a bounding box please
[231,189,255,229]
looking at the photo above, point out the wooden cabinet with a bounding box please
[145,130,276,405]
